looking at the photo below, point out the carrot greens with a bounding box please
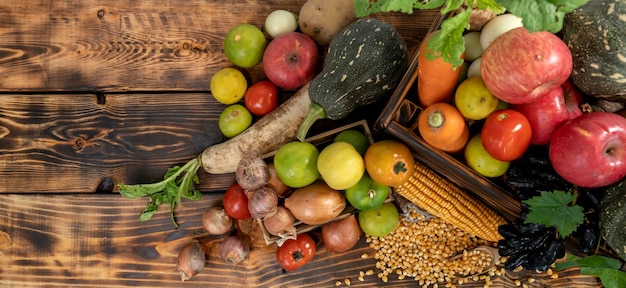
[118,157,202,228]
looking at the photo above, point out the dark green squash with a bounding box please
[297,18,408,140]
[562,0,626,101]
[599,178,626,261]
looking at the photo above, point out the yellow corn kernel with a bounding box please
[393,162,507,242]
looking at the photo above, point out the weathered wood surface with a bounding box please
[0,92,235,193]
[0,1,438,193]
[0,0,435,92]
[0,193,603,287]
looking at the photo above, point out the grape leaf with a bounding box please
[556,254,622,270]
[522,190,584,238]
[581,267,626,288]
[556,255,626,288]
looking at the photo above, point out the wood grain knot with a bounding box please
[0,230,12,250]
[96,177,115,193]
[97,9,105,18]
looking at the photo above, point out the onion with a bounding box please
[177,240,206,281]
[321,215,361,254]
[219,235,250,267]
[263,206,297,246]
[236,153,269,191]
[266,162,291,197]
[202,206,233,235]
[247,186,278,219]
[284,181,346,225]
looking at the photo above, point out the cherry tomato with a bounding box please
[276,233,316,271]
[244,80,279,116]
[223,183,251,220]
[481,109,532,162]
[364,140,415,187]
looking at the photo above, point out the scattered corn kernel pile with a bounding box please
[367,208,502,287]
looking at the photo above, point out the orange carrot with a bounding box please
[417,31,465,108]
[417,102,469,153]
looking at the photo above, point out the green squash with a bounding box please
[297,18,408,140]
[562,0,626,101]
[599,178,626,261]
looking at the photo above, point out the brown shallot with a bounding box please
[263,205,297,246]
[177,240,206,281]
[266,162,291,197]
[247,186,278,219]
[202,206,233,235]
[219,235,250,267]
[235,153,269,191]
[321,215,361,254]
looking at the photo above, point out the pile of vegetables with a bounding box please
[356,1,626,287]
[118,8,408,228]
[116,0,626,286]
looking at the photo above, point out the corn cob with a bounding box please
[393,161,507,242]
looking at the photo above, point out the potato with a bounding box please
[298,0,356,46]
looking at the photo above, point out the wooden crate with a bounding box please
[374,13,621,262]
[258,120,380,246]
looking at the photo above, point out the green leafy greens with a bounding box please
[118,157,202,228]
[522,190,584,238]
[556,255,626,288]
[353,0,589,67]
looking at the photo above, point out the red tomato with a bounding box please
[276,233,316,271]
[223,183,251,220]
[481,109,532,161]
[244,80,279,116]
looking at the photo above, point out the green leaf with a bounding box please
[475,0,507,13]
[425,8,471,68]
[118,157,202,228]
[118,182,167,198]
[439,0,464,14]
[556,255,623,270]
[556,255,626,288]
[522,190,585,238]
[496,0,589,33]
[139,198,161,222]
[581,267,626,288]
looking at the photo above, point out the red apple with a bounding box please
[549,112,626,188]
[262,32,318,90]
[561,79,585,119]
[481,27,573,104]
[511,80,583,145]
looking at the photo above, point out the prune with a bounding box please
[498,224,519,238]
[498,239,528,256]
[576,223,599,254]
[504,253,530,271]
[522,239,564,272]
[516,222,549,236]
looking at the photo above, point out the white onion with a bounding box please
[480,14,523,50]
[463,31,483,62]
[264,10,298,38]
[467,57,482,79]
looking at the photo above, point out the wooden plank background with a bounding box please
[0,0,437,193]
[0,0,607,287]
